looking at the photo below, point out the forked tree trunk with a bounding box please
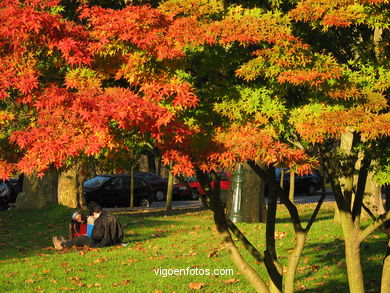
[197,170,270,293]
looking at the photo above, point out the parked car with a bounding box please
[275,168,321,195]
[134,172,168,201]
[172,182,192,200]
[186,171,231,200]
[84,174,155,208]
[0,177,22,210]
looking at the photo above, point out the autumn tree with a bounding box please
[1,1,389,292]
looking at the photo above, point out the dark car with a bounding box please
[275,168,321,195]
[0,177,22,210]
[84,174,154,208]
[134,172,168,201]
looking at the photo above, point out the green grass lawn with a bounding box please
[0,202,386,292]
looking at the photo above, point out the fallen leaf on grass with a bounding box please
[112,279,131,287]
[86,283,101,288]
[56,287,75,291]
[275,231,287,240]
[311,265,320,272]
[188,282,205,290]
[208,250,218,258]
[315,282,325,286]
[25,279,34,284]
[4,272,18,277]
[224,278,239,285]
[96,274,107,278]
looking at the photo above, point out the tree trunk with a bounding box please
[285,231,306,293]
[130,166,134,209]
[289,171,295,202]
[363,168,385,216]
[210,178,270,292]
[227,162,266,223]
[166,166,174,211]
[15,169,58,209]
[340,211,365,293]
[381,238,390,293]
[58,162,86,209]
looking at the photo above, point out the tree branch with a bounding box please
[305,191,327,232]
[226,219,265,263]
[358,211,390,243]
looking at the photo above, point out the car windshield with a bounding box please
[84,176,111,189]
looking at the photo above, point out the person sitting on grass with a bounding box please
[69,211,87,240]
[53,202,123,250]
[69,211,95,240]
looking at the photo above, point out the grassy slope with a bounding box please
[0,202,386,292]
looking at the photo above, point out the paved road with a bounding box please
[108,192,335,213]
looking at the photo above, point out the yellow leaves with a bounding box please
[65,67,102,92]
[159,0,224,18]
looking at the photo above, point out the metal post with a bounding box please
[230,163,243,223]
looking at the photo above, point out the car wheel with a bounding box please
[140,199,151,208]
[307,184,317,196]
[155,190,165,201]
[191,189,200,200]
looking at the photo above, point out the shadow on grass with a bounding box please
[295,234,387,292]
[113,205,208,218]
[0,204,200,261]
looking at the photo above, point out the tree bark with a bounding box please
[289,171,294,202]
[285,231,306,293]
[166,165,174,211]
[15,169,58,209]
[242,163,266,223]
[227,162,266,223]
[58,162,87,209]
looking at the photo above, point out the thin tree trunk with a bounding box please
[165,162,173,211]
[285,231,306,293]
[381,239,390,292]
[344,237,365,293]
[130,166,134,209]
[289,171,294,202]
[266,181,283,292]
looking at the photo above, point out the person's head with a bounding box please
[71,211,86,223]
[88,202,103,219]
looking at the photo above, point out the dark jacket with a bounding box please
[91,211,123,247]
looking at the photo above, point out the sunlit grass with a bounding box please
[0,202,386,292]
